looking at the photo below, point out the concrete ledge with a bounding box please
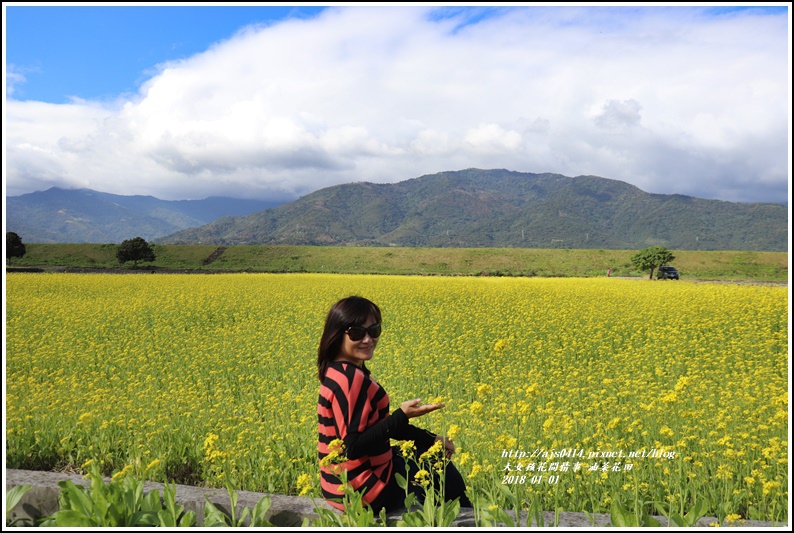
[5,469,787,527]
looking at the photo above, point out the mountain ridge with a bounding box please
[6,169,788,251]
[5,187,283,244]
[157,169,788,251]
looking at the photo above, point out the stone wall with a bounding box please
[5,469,787,527]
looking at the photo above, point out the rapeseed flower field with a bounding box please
[5,273,788,522]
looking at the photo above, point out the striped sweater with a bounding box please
[317,361,436,510]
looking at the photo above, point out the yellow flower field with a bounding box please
[4,273,788,522]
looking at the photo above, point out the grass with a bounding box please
[5,243,789,282]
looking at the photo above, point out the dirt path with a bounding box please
[202,246,228,266]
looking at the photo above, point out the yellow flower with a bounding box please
[762,480,780,496]
[661,391,679,403]
[320,439,348,471]
[145,459,161,472]
[112,464,134,481]
[328,439,345,454]
[399,440,416,457]
[203,433,219,452]
[715,464,732,481]
[296,473,313,497]
[674,376,691,392]
[447,424,460,441]
[725,514,742,524]
[414,469,431,487]
[419,440,444,463]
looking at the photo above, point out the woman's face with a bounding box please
[335,315,379,367]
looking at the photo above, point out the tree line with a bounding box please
[6,233,156,267]
[7,232,674,278]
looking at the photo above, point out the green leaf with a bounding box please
[399,511,424,527]
[653,502,669,517]
[685,499,707,524]
[203,498,229,527]
[495,508,516,528]
[57,481,95,518]
[131,510,160,526]
[251,496,273,527]
[670,512,686,527]
[158,510,175,528]
[441,498,460,526]
[643,514,662,527]
[497,482,516,505]
[610,501,638,527]
[394,472,407,490]
[402,492,417,511]
[423,493,435,526]
[236,506,251,527]
[38,517,57,527]
[5,484,32,519]
[141,489,162,514]
[179,510,197,527]
[53,509,97,527]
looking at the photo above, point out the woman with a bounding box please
[317,295,472,513]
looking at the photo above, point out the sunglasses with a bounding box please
[345,323,382,341]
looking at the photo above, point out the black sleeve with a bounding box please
[343,409,437,459]
[396,422,437,449]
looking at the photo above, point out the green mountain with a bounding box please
[156,169,788,251]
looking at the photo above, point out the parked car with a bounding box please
[657,266,679,280]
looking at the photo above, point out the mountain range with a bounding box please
[5,188,283,244]
[6,169,788,251]
[157,169,787,251]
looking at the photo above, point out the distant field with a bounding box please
[6,243,789,282]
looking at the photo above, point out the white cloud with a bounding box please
[464,124,523,153]
[594,100,642,130]
[5,65,28,97]
[5,6,790,204]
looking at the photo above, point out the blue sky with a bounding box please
[5,5,327,103]
[3,3,791,205]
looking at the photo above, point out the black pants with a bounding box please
[370,444,472,513]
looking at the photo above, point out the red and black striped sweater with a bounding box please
[317,361,436,510]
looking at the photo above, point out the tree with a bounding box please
[6,232,26,260]
[116,237,156,267]
[630,246,675,280]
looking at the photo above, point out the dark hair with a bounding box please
[317,296,382,382]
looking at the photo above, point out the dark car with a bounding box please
[657,266,679,280]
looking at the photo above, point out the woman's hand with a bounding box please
[400,398,445,419]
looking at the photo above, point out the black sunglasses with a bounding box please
[345,323,382,341]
